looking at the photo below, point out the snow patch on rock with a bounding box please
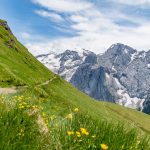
[37,53,61,73]
[147,64,150,69]
[117,90,145,109]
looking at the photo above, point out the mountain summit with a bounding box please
[37,43,150,114]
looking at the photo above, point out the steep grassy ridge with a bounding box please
[0,19,53,87]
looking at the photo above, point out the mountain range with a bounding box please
[37,43,150,114]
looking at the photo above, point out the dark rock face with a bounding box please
[142,91,150,114]
[71,64,115,102]
[37,43,150,114]
[83,53,97,64]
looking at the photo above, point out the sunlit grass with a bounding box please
[0,95,149,150]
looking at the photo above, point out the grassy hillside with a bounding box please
[0,19,53,87]
[0,19,150,149]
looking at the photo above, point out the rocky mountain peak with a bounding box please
[58,50,80,62]
[109,43,136,55]
[97,43,137,71]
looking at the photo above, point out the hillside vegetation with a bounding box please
[0,19,150,149]
[0,19,53,87]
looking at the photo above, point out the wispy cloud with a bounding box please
[32,0,93,13]
[25,0,150,54]
[112,0,150,6]
[35,10,64,22]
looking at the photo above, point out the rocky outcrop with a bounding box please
[0,20,12,34]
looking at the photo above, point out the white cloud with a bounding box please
[32,0,93,13]
[112,0,150,5]
[26,42,52,55]
[27,0,150,55]
[35,10,64,22]
[70,15,89,23]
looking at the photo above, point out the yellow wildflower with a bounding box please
[80,128,89,135]
[76,131,81,137]
[19,105,25,109]
[100,144,108,150]
[66,113,73,119]
[80,128,86,133]
[84,131,89,136]
[74,108,79,112]
[67,131,74,135]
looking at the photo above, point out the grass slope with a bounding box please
[0,19,150,149]
[41,78,150,133]
[0,19,53,87]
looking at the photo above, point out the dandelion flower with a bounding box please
[76,131,81,137]
[100,144,108,150]
[67,131,74,135]
[80,128,86,133]
[80,128,89,135]
[84,131,89,136]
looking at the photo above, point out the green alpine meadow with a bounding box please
[0,19,150,150]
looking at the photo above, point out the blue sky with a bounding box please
[1,0,150,55]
